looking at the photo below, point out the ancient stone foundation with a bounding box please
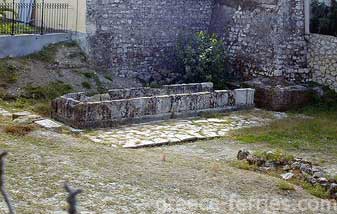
[51,83,255,129]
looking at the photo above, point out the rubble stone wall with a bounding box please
[308,34,337,92]
[209,0,310,82]
[85,0,213,82]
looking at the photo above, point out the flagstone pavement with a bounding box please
[83,109,287,148]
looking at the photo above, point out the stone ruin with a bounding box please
[51,83,255,129]
[237,150,337,200]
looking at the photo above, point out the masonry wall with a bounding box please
[308,34,337,92]
[209,0,310,82]
[85,0,214,82]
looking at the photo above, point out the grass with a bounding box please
[299,182,330,199]
[24,81,73,100]
[230,89,337,154]
[24,41,78,63]
[229,160,258,171]
[277,180,295,191]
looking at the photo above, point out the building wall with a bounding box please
[209,0,310,82]
[85,0,214,82]
[308,34,337,92]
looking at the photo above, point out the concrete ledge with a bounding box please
[0,33,71,58]
[51,83,255,129]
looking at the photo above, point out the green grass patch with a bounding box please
[24,41,78,63]
[277,180,295,191]
[254,149,294,163]
[229,160,258,171]
[300,182,330,199]
[231,89,337,154]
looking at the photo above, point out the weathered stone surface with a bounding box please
[0,108,12,119]
[84,0,311,84]
[52,83,255,129]
[209,0,309,82]
[12,111,32,120]
[85,0,213,82]
[244,78,314,111]
[83,109,286,148]
[13,114,42,125]
[35,119,62,129]
[308,34,337,92]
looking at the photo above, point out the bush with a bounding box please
[176,31,231,89]
[311,0,337,36]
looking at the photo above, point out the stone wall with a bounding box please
[308,34,337,92]
[86,0,213,82]
[209,0,310,82]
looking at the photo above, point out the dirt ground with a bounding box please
[0,121,336,213]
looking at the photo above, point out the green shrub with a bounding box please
[278,181,295,191]
[0,60,19,84]
[176,31,231,89]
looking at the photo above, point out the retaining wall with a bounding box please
[0,33,71,58]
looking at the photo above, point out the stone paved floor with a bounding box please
[83,109,287,148]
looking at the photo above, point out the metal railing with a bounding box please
[0,1,69,35]
[310,0,337,36]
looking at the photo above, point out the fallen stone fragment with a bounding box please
[34,119,62,129]
[281,172,294,180]
[12,111,32,120]
[0,108,12,118]
[283,165,291,171]
[13,114,42,125]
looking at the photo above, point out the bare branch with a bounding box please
[64,183,82,214]
[0,151,15,214]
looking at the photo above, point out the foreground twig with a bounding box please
[64,183,82,214]
[0,151,15,214]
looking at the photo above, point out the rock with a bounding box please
[291,162,301,170]
[0,108,12,119]
[265,161,276,169]
[318,177,328,184]
[12,111,32,120]
[34,119,62,129]
[237,149,250,160]
[281,172,294,180]
[308,177,317,185]
[300,163,313,175]
[13,114,42,125]
[329,183,337,198]
[247,155,265,167]
[313,171,324,178]
[283,165,291,171]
